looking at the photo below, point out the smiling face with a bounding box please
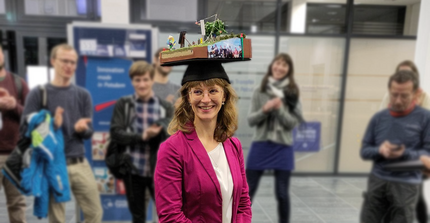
[271,58,289,80]
[188,83,225,123]
[132,71,154,100]
[51,48,78,80]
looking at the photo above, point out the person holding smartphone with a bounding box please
[360,70,430,223]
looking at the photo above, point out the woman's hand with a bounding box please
[262,99,276,113]
[272,98,283,110]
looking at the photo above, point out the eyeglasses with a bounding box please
[57,58,77,66]
[189,88,223,101]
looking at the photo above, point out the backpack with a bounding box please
[12,73,23,102]
[1,85,47,192]
[105,97,138,179]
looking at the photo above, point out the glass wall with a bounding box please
[338,38,416,173]
[280,36,345,172]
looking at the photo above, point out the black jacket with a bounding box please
[107,95,173,177]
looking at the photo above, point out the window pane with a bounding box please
[208,0,278,33]
[306,3,347,34]
[279,36,345,173]
[24,37,39,66]
[145,0,197,21]
[353,0,421,36]
[339,38,416,173]
[24,0,86,17]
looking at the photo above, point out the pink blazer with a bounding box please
[154,130,252,223]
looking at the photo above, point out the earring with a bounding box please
[222,102,225,105]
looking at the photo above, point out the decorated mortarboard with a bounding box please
[181,61,230,85]
[159,15,252,85]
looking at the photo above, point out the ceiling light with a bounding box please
[326,5,342,8]
[251,25,257,33]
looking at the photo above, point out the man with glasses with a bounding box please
[21,43,102,223]
[360,70,430,223]
[0,45,29,223]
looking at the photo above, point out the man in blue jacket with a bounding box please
[21,43,102,223]
[360,70,430,223]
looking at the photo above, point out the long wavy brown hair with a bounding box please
[260,53,299,96]
[168,78,238,142]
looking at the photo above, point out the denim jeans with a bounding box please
[246,169,291,223]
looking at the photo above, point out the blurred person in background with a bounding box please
[379,60,429,223]
[22,43,102,223]
[0,45,29,223]
[246,53,303,223]
[109,61,173,223]
[152,48,180,104]
[380,60,430,109]
[154,62,252,222]
[360,70,430,223]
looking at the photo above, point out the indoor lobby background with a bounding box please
[1,0,430,222]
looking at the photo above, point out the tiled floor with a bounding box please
[0,176,369,223]
[251,176,366,223]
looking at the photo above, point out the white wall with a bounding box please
[101,0,129,24]
[403,3,420,36]
[290,0,307,33]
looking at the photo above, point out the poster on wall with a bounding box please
[94,167,116,194]
[86,57,134,131]
[292,122,321,152]
[70,23,158,222]
[92,132,109,160]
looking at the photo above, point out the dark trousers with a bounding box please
[383,183,427,223]
[246,169,291,223]
[360,174,419,223]
[124,174,155,223]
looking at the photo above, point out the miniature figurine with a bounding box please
[167,35,176,50]
[179,31,187,48]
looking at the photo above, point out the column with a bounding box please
[100,0,129,24]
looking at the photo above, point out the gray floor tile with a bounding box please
[0,176,370,223]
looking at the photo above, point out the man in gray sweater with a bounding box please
[360,70,430,223]
[21,44,102,223]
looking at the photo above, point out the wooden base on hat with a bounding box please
[160,38,252,65]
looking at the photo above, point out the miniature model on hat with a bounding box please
[159,14,252,67]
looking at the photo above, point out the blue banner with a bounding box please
[86,57,134,131]
[293,122,321,152]
[73,25,156,222]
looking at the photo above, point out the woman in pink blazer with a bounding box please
[154,62,252,223]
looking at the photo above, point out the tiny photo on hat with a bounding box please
[208,38,242,59]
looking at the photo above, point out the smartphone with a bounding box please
[391,145,402,151]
